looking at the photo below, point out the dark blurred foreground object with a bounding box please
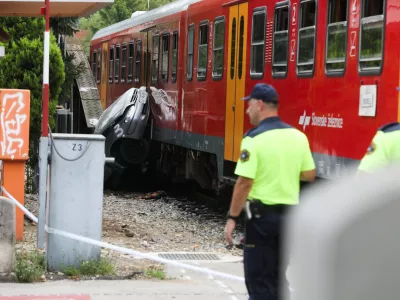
[284,163,400,300]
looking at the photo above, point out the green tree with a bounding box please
[95,0,175,27]
[50,17,80,38]
[79,12,104,37]
[78,0,176,53]
[0,17,45,41]
[0,17,65,168]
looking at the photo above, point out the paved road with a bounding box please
[164,254,247,300]
[0,254,249,300]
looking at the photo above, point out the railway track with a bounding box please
[106,168,245,246]
[110,163,235,208]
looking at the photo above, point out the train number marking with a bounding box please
[114,124,123,138]
[350,31,357,57]
[292,4,297,25]
[290,39,296,61]
[72,143,83,152]
[352,0,357,14]
[289,4,297,59]
[350,0,359,26]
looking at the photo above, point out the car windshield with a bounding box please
[94,89,136,134]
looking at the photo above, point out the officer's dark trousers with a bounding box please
[243,207,290,300]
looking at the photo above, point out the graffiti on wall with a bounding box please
[0,90,30,160]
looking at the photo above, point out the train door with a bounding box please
[144,32,152,87]
[140,26,155,88]
[100,42,108,109]
[224,2,248,162]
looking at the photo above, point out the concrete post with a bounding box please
[0,196,16,282]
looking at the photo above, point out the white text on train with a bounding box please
[299,110,344,130]
[311,113,344,129]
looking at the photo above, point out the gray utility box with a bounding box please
[46,133,106,271]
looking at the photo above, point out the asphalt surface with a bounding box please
[0,254,250,300]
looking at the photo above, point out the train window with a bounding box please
[152,36,159,84]
[114,44,120,82]
[109,46,114,83]
[359,0,385,72]
[121,44,127,83]
[212,17,225,80]
[135,40,141,84]
[326,0,348,74]
[97,49,101,83]
[198,21,208,80]
[272,5,289,76]
[172,32,178,82]
[187,25,194,81]
[250,7,266,78]
[92,51,97,80]
[297,0,316,75]
[238,16,244,79]
[230,18,236,80]
[162,33,170,81]
[128,42,134,83]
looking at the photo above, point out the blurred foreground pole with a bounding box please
[37,0,50,250]
[284,163,400,300]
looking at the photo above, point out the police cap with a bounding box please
[242,83,278,104]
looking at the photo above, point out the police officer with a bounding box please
[224,83,316,300]
[358,122,400,174]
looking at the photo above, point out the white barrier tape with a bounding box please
[2,186,245,283]
[2,187,39,223]
[45,226,245,282]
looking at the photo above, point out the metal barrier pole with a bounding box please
[37,137,49,249]
[37,0,51,250]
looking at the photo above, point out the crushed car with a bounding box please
[94,87,151,188]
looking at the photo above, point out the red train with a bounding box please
[90,0,392,191]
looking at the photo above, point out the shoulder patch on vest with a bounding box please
[366,142,376,155]
[240,149,250,162]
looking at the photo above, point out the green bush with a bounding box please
[62,257,115,277]
[0,17,66,169]
[14,250,46,283]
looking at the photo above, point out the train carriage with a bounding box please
[90,0,393,192]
